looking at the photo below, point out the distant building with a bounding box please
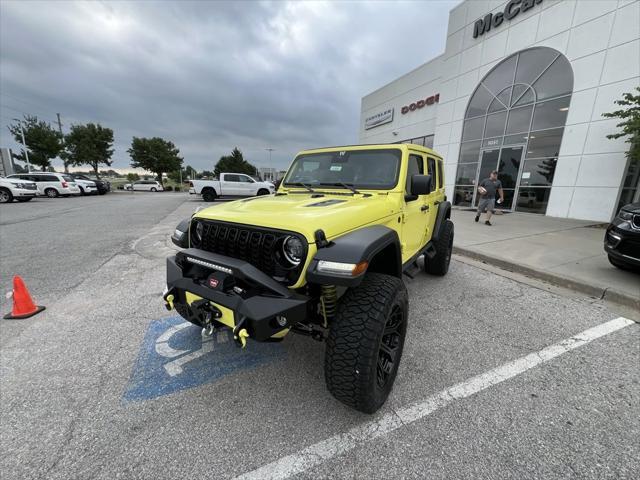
[257,167,285,182]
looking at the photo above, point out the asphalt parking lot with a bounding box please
[1,195,638,479]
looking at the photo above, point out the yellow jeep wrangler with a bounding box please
[164,144,453,413]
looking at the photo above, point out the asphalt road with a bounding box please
[0,194,638,480]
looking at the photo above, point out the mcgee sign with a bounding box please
[364,108,394,130]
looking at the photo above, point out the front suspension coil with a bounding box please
[320,285,338,327]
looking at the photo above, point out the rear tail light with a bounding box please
[61,181,68,188]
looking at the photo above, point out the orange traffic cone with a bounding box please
[4,276,45,319]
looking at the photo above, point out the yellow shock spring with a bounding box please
[320,285,338,327]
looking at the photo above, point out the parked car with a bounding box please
[189,172,275,201]
[72,174,110,195]
[124,180,164,192]
[8,172,81,197]
[604,202,640,271]
[70,177,98,195]
[0,177,38,203]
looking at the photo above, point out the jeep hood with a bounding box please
[194,193,399,242]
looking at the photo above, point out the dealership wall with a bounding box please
[360,0,640,222]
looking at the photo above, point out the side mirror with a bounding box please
[171,218,190,248]
[410,174,432,196]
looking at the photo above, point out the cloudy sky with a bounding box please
[1,0,457,172]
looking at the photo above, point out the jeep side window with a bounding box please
[437,159,444,189]
[405,154,424,198]
[427,158,436,191]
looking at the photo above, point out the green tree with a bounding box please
[603,87,640,165]
[128,137,183,181]
[126,172,140,182]
[214,147,257,176]
[7,115,63,171]
[64,123,114,178]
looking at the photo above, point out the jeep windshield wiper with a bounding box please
[286,182,317,193]
[319,182,360,194]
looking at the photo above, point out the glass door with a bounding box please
[474,145,524,210]
[497,146,523,210]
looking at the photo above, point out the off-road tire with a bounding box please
[202,188,217,202]
[424,219,454,276]
[325,272,408,413]
[257,188,269,196]
[16,197,32,202]
[45,188,59,198]
[0,187,13,203]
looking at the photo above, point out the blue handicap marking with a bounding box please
[123,316,286,402]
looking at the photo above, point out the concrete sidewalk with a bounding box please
[451,208,639,310]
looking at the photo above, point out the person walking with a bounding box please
[475,170,504,226]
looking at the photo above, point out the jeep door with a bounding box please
[401,153,431,262]
[424,156,440,236]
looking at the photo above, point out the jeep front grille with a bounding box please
[190,220,307,285]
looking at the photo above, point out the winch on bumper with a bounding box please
[164,248,310,346]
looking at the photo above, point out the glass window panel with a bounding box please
[455,163,478,185]
[482,55,517,96]
[498,146,523,189]
[532,96,570,130]
[504,133,529,145]
[510,84,529,106]
[505,105,533,135]
[459,141,481,163]
[515,48,558,85]
[424,135,434,149]
[526,128,564,159]
[462,117,485,141]
[484,111,507,138]
[515,187,551,214]
[532,55,573,101]
[623,156,639,188]
[466,85,494,118]
[453,186,474,207]
[514,88,535,106]
[410,137,425,146]
[519,158,557,187]
[494,87,512,111]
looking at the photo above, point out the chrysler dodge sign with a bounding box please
[364,108,394,130]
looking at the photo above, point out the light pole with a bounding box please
[265,148,275,181]
[12,118,31,172]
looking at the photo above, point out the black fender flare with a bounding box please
[171,218,191,248]
[305,225,401,286]
[432,201,452,243]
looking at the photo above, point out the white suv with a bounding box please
[125,180,164,192]
[9,172,81,197]
[71,177,98,195]
[0,177,38,203]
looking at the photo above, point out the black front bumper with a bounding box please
[604,223,640,268]
[165,248,310,341]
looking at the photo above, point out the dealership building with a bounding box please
[360,0,639,221]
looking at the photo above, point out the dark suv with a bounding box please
[605,202,640,271]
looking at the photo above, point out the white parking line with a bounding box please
[235,317,636,480]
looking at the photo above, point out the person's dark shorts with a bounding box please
[477,197,495,213]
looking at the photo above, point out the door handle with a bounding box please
[421,205,429,212]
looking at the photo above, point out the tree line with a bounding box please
[7,115,259,181]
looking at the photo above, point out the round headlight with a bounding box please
[282,236,304,266]
[193,221,204,245]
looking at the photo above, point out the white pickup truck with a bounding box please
[188,173,275,201]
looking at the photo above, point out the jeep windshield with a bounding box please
[283,148,401,190]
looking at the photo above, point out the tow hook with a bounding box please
[233,317,250,349]
[163,288,175,311]
[191,299,221,337]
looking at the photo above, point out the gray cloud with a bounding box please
[1,0,457,171]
